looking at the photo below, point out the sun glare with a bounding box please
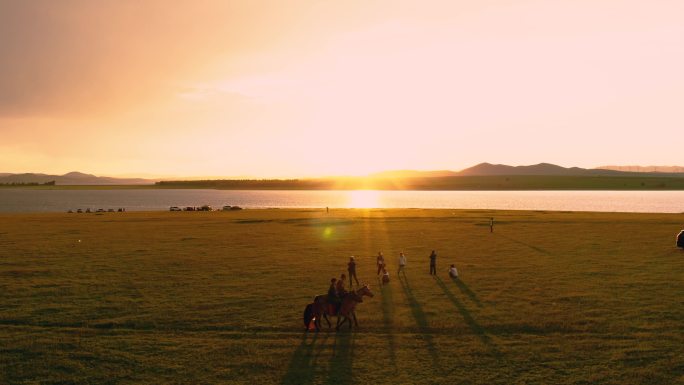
[347,190,381,208]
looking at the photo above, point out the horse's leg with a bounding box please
[352,311,358,327]
[336,315,346,331]
[314,312,321,332]
[323,313,331,328]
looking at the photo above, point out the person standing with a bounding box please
[398,252,407,275]
[490,217,494,233]
[376,252,385,275]
[347,256,359,287]
[429,250,437,275]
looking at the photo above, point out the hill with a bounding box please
[457,162,625,176]
[5,163,684,188]
[0,172,154,185]
[373,163,684,178]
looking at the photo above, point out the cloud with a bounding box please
[0,0,387,118]
[0,1,252,118]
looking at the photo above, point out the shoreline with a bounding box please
[2,190,683,214]
[3,184,684,191]
[1,207,683,218]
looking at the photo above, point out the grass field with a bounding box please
[1,209,683,384]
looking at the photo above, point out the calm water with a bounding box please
[0,189,683,213]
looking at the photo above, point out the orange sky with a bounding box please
[1,0,682,177]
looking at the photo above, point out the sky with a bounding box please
[1,0,682,178]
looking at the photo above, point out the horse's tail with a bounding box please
[303,303,314,328]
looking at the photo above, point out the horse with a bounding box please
[310,284,374,331]
[336,284,374,330]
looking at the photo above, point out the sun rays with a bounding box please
[347,190,381,209]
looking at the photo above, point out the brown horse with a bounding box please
[336,284,374,330]
[311,284,374,331]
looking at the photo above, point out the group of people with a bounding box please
[371,250,460,282]
[328,250,458,297]
[323,250,461,315]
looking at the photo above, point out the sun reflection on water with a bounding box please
[347,190,381,208]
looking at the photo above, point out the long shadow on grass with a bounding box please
[280,332,321,385]
[326,332,354,385]
[499,234,552,256]
[453,278,483,307]
[380,283,397,370]
[434,276,501,357]
[398,274,441,370]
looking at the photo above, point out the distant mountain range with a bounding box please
[373,163,684,178]
[2,163,684,185]
[457,162,623,176]
[0,172,153,185]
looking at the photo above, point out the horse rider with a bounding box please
[328,278,340,314]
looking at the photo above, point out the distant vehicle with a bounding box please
[230,206,243,211]
[184,207,195,211]
[96,208,105,213]
[222,205,232,211]
[85,208,91,213]
[77,209,83,213]
[200,205,212,211]
[107,209,115,212]
[169,206,182,211]
[677,230,684,249]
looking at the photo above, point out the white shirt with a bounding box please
[449,267,458,277]
[399,255,407,266]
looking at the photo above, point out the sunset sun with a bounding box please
[347,190,381,208]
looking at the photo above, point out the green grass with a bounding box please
[0,209,682,384]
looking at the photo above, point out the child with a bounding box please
[328,278,339,314]
[381,267,390,285]
[448,264,459,278]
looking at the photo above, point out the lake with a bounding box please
[0,189,683,213]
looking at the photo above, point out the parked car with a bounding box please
[199,205,212,211]
[96,208,105,213]
[677,230,684,249]
[222,205,232,211]
[169,206,182,211]
[76,209,83,213]
[230,206,243,211]
[184,207,195,211]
